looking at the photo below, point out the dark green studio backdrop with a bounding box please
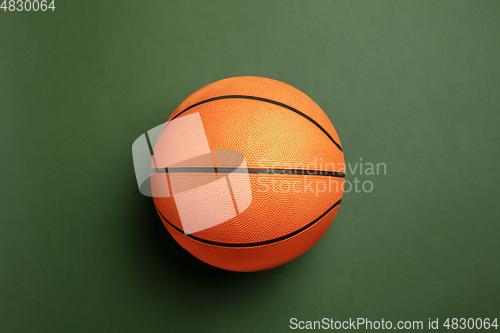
[1,1,499,332]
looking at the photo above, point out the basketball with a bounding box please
[150,76,345,272]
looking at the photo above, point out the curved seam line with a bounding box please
[164,95,343,152]
[157,198,342,247]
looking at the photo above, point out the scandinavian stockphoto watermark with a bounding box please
[289,317,499,330]
[132,113,253,235]
[132,113,387,234]
[254,157,386,196]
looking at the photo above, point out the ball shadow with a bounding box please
[126,188,297,298]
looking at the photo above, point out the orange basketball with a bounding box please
[151,76,345,272]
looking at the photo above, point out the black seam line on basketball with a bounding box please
[166,95,342,152]
[152,167,345,178]
[145,132,154,156]
[156,198,341,248]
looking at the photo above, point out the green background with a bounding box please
[1,1,499,332]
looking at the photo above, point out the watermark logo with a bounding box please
[253,158,386,196]
[132,113,386,233]
[342,157,386,194]
[132,112,252,235]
